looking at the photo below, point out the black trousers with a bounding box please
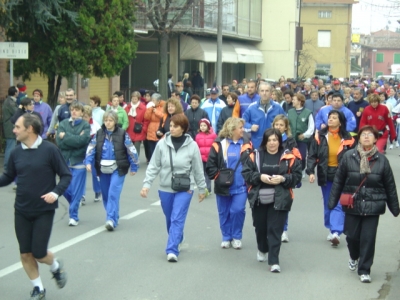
[344,214,380,275]
[252,203,288,265]
[143,139,151,162]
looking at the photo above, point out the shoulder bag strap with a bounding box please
[353,161,376,196]
[169,147,174,173]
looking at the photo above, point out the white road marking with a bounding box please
[151,200,161,206]
[0,209,148,279]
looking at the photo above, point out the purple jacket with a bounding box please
[34,101,53,139]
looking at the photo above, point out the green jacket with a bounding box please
[288,107,312,143]
[107,106,128,130]
[56,118,91,166]
[2,96,18,139]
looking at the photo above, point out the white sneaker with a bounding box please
[281,231,289,243]
[257,251,267,262]
[270,264,281,273]
[396,141,399,148]
[327,232,333,241]
[389,144,394,150]
[167,253,178,262]
[331,232,340,247]
[221,241,231,249]
[302,170,305,179]
[360,274,371,283]
[68,218,78,226]
[231,239,242,249]
[105,220,114,231]
[349,258,358,271]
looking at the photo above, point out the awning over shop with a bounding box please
[180,35,264,64]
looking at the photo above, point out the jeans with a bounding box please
[4,138,16,171]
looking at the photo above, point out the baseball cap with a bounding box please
[333,80,340,85]
[210,87,219,94]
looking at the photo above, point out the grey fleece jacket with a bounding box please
[143,132,206,194]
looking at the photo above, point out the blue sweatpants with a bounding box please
[99,171,125,227]
[63,167,87,221]
[321,181,344,235]
[159,190,194,256]
[216,192,247,241]
[283,213,289,232]
[91,160,101,194]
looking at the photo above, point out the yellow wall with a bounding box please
[300,4,352,78]
[24,73,51,101]
[89,77,110,106]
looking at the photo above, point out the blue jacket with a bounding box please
[315,105,356,132]
[238,93,260,117]
[243,99,286,149]
[201,98,226,132]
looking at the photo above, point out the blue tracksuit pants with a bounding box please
[321,181,344,235]
[99,171,125,227]
[159,190,194,256]
[91,160,101,194]
[64,167,87,221]
[216,192,247,241]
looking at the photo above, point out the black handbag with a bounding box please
[133,122,143,133]
[215,141,241,188]
[169,147,191,191]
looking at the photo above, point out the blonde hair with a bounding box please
[163,97,183,114]
[83,105,92,117]
[131,91,141,99]
[218,117,245,139]
[273,90,283,102]
[272,114,292,137]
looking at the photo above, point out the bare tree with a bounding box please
[298,38,317,79]
[139,0,195,98]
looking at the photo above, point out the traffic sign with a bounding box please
[0,42,29,59]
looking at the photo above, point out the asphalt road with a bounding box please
[0,147,399,300]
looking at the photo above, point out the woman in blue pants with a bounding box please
[206,118,253,250]
[140,114,206,263]
[85,110,139,231]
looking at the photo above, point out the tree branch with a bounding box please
[168,0,195,31]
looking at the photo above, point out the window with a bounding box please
[318,11,332,18]
[318,31,331,47]
[376,53,384,63]
[316,64,331,74]
[394,53,400,64]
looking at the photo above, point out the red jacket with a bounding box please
[125,102,149,142]
[359,103,396,140]
[195,129,217,162]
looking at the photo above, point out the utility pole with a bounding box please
[216,0,222,88]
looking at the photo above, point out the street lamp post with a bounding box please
[372,49,377,78]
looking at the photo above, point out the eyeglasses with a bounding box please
[223,88,229,91]
[360,133,374,137]
[175,85,182,87]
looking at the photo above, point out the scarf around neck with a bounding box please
[357,143,378,174]
[328,127,340,139]
[128,102,140,118]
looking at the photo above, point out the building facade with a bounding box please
[299,0,357,78]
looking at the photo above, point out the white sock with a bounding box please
[31,276,44,291]
[50,259,59,273]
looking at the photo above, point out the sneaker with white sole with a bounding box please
[68,218,78,226]
[360,274,371,283]
[270,264,281,273]
[105,220,114,231]
[327,232,333,241]
[349,258,358,271]
[389,144,394,150]
[281,231,289,242]
[167,253,178,262]
[331,232,340,247]
[221,241,231,249]
[257,251,267,262]
[396,141,400,148]
[231,239,242,249]
[79,196,86,207]
[94,192,101,202]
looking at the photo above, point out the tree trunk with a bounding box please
[158,31,169,100]
[47,75,56,109]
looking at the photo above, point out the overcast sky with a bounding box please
[352,0,400,34]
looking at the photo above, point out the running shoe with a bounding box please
[30,286,46,300]
[51,258,67,289]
